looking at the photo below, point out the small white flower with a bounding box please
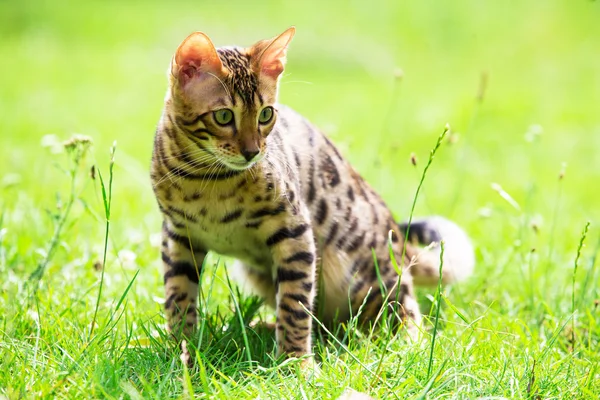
[478,207,493,218]
[524,124,543,142]
[149,232,162,248]
[41,134,64,154]
[118,249,137,266]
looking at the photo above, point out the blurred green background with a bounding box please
[1,0,599,308]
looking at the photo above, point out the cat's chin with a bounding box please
[222,160,257,171]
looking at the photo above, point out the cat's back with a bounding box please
[275,103,396,231]
[274,104,400,317]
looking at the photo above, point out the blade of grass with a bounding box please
[571,221,590,351]
[401,124,449,267]
[222,262,253,365]
[90,141,116,339]
[427,241,445,379]
[416,358,449,400]
[577,235,599,310]
[27,136,93,293]
[298,302,400,400]
[545,162,567,283]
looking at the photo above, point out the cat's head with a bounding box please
[165,28,295,171]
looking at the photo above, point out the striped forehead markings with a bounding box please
[217,48,260,106]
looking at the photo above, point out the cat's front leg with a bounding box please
[160,221,205,357]
[267,222,317,358]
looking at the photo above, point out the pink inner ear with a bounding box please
[177,45,208,77]
[261,49,286,79]
[179,65,197,82]
[262,59,284,78]
[174,32,224,84]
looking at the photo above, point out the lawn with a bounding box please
[1,0,599,398]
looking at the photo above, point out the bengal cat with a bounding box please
[150,27,474,364]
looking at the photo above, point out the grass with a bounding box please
[1,0,599,398]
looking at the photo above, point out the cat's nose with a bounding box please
[241,149,259,161]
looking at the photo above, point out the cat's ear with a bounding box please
[172,32,227,85]
[251,27,296,80]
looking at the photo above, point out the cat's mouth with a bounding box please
[221,159,258,171]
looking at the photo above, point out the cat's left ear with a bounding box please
[251,27,296,80]
[172,31,227,85]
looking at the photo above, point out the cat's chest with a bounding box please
[164,184,279,268]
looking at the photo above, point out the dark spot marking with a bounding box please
[325,222,339,245]
[220,209,243,223]
[164,227,192,248]
[276,268,308,283]
[168,206,198,223]
[291,334,309,342]
[284,293,310,305]
[165,292,187,310]
[283,251,315,264]
[336,218,358,248]
[284,345,305,353]
[250,202,286,219]
[218,190,237,201]
[302,281,313,292]
[364,290,382,306]
[236,178,247,189]
[280,303,310,319]
[346,233,365,252]
[320,153,340,187]
[162,254,200,284]
[245,221,262,229]
[266,224,310,247]
[283,315,298,328]
[307,158,316,204]
[315,199,328,225]
[368,236,377,250]
[347,186,355,201]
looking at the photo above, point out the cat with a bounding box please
[150,27,474,363]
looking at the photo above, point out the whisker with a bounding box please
[206,71,232,100]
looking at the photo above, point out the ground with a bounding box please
[1,1,599,398]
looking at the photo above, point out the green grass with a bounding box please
[1,0,599,398]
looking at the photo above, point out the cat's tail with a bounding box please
[397,216,475,286]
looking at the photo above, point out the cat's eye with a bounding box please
[258,107,274,124]
[213,109,234,126]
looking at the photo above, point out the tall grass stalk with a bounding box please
[545,163,567,285]
[223,265,253,365]
[427,241,445,379]
[577,236,600,310]
[90,142,117,339]
[571,221,590,350]
[401,124,449,267]
[27,136,92,293]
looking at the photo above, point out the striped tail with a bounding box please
[398,216,475,286]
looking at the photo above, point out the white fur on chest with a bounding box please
[171,186,274,270]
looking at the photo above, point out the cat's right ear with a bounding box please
[172,32,227,85]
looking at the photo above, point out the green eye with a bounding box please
[258,106,274,124]
[213,109,234,126]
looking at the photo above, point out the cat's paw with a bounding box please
[299,355,321,379]
[180,340,194,369]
